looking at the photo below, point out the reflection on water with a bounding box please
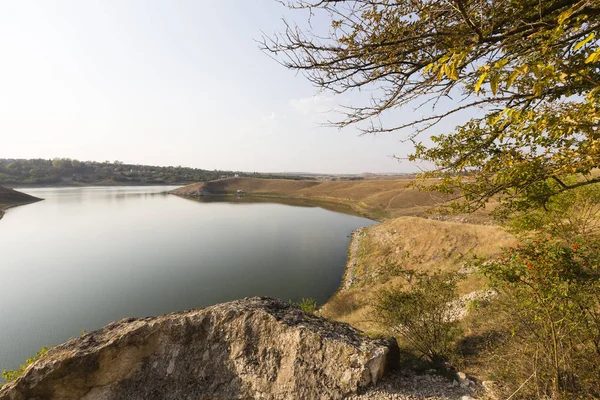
[0,186,376,372]
[179,194,364,217]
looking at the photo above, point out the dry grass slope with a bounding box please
[321,217,515,333]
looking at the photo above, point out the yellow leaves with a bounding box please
[475,72,487,93]
[558,73,568,83]
[489,113,502,125]
[557,9,573,25]
[515,65,529,75]
[445,63,459,80]
[491,75,500,95]
[574,33,595,51]
[507,71,519,89]
[437,53,451,64]
[586,87,600,101]
[424,51,470,81]
[585,48,600,64]
[564,116,578,124]
[504,107,522,120]
[530,63,546,78]
[494,59,509,69]
[533,82,544,97]
[437,66,446,81]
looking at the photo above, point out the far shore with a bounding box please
[168,176,491,224]
[169,177,429,222]
[3,181,188,189]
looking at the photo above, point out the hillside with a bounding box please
[0,158,308,186]
[170,177,470,221]
[321,216,515,333]
[0,186,42,220]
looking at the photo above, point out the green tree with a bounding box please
[479,236,600,398]
[263,0,600,213]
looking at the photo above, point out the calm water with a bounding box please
[0,186,376,372]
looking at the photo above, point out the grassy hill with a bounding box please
[0,186,42,220]
[170,177,467,221]
[321,216,514,333]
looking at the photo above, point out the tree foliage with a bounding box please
[480,235,600,398]
[263,0,600,212]
[503,179,600,239]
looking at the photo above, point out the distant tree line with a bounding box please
[0,158,308,185]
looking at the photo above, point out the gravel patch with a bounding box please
[346,371,479,400]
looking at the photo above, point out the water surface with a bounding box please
[0,186,376,371]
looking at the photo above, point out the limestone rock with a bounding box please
[0,297,398,400]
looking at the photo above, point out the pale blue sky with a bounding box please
[0,1,462,174]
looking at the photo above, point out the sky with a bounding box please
[0,0,463,174]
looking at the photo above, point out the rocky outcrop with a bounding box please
[0,297,398,400]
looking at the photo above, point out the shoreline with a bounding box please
[340,227,366,292]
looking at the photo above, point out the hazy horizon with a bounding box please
[0,1,461,174]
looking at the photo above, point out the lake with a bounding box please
[0,186,376,372]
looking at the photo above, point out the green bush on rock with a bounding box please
[2,346,49,383]
[290,298,318,313]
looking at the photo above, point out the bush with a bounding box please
[2,346,49,383]
[290,298,318,313]
[374,271,461,366]
[479,235,600,398]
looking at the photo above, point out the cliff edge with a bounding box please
[0,297,398,400]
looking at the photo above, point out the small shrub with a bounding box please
[374,271,462,366]
[2,346,49,383]
[290,298,318,313]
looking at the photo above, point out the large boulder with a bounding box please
[0,297,398,400]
